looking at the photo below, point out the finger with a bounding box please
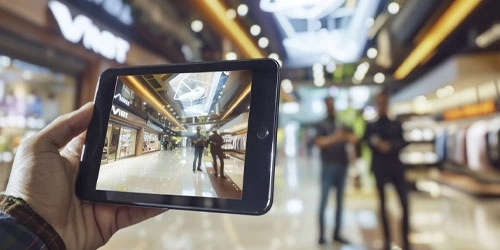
[61,131,88,168]
[39,102,94,149]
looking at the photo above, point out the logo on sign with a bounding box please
[114,93,130,106]
[48,0,130,63]
[112,105,128,118]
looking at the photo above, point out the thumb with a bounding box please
[38,102,94,150]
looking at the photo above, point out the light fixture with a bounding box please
[225,51,237,60]
[258,37,269,48]
[367,47,378,59]
[366,18,375,28]
[353,61,370,82]
[190,20,203,33]
[122,76,183,129]
[387,2,400,15]
[0,55,11,67]
[250,24,261,36]
[237,4,249,16]
[281,79,293,93]
[394,0,482,80]
[22,71,33,80]
[226,8,236,19]
[373,72,385,84]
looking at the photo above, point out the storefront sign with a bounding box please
[114,93,130,106]
[112,105,129,118]
[48,0,130,63]
[87,0,133,25]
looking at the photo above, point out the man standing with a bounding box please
[192,126,206,172]
[364,91,410,250]
[209,130,225,178]
[315,96,358,245]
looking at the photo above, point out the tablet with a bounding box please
[76,59,280,215]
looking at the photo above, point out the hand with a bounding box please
[5,103,165,250]
[377,140,392,153]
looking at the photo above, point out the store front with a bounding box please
[143,130,160,153]
[0,0,170,188]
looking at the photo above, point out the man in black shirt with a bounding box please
[315,97,358,245]
[363,91,410,250]
[209,130,225,178]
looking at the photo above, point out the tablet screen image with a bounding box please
[95,70,252,200]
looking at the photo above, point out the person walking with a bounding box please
[192,126,206,172]
[209,130,225,178]
[315,96,358,245]
[363,91,410,250]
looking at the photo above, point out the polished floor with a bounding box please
[95,151,500,250]
[97,147,244,198]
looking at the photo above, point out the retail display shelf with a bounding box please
[434,170,500,198]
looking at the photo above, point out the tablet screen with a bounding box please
[95,70,252,200]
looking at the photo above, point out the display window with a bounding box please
[102,123,138,164]
[118,126,137,158]
[143,130,160,152]
[0,55,76,163]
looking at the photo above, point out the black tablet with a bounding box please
[76,59,280,215]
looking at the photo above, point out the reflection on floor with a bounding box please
[98,155,500,250]
[96,147,243,199]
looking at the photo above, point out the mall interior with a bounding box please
[1,0,500,249]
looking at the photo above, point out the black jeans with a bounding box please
[211,151,224,176]
[374,170,409,249]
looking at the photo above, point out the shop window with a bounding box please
[143,131,160,152]
[0,56,76,164]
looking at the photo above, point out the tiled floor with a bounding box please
[96,147,244,197]
[34,148,500,249]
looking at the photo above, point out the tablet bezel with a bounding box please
[76,59,280,215]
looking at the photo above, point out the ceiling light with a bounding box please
[387,2,400,15]
[258,37,269,48]
[225,51,237,60]
[394,0,481,80]
[366,18,375,28]
[353,61,370,82]
[475,23,500,48]
[191,20,203,33]
[22,71,33,80]
[0,55,11,67]
[268,53,283,67]
[373,72,385,84]
[226,8,236,19]
[314,78,325,87]
[325,61,336,73]
[367,47,378,59]
[250,24,261,36]
[237,4,249,16]
[281,79,293,93]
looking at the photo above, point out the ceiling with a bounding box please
[120,70,251,134]
[124,0,500,96]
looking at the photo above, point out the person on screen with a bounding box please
[209,130,225,178]
[0,103,164,249]
[192,126,206,172]
[314,96,358,245]
[363,91,410,250]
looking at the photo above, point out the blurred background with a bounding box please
[1,0,500,249]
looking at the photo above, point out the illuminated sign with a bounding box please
[114,93,130,106]
[112,105,129,118]
[87,0,133,25]
[48,0,130,63]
